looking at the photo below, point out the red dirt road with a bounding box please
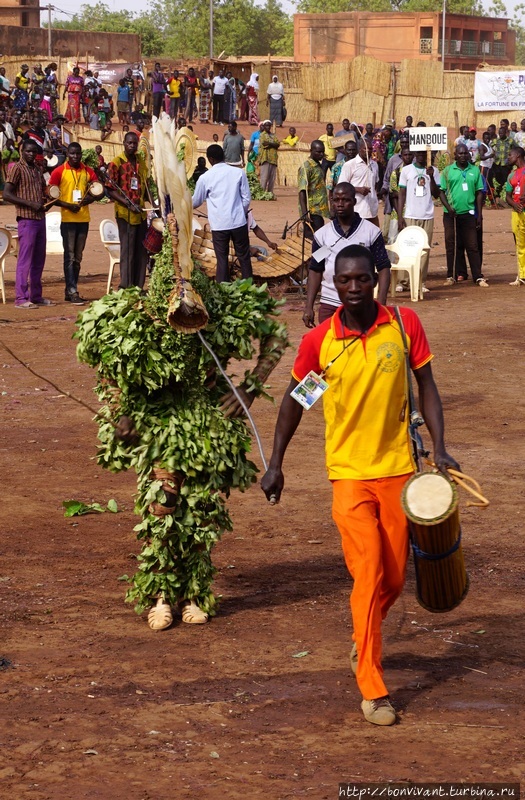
[0,192,524,799]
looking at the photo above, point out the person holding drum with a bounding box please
[48,142,99,305]
[261,244,459,727]
[106,132,149,290]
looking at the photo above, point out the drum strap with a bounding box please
[394,306,428,470]
[411,527,462,561]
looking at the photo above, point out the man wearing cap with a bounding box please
[327,139,358,205]
[380,130,410,239]
[465,128,489,165]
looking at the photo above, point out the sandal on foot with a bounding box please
[180,600,209,625]
[147,597,173,631]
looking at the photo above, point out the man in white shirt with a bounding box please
[397,150,440,292]
[212,71,229,125]
[339,140,380,227]
[192,144,252,282]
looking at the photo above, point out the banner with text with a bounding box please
[408,127,448,151]
[67,62,134,84]
[475,70,525,111]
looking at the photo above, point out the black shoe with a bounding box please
[65,292,87,305]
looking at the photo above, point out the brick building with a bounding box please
[0,0,39,28]
[294,12,516,70]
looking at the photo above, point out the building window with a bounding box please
[420,28,433,54]
[21,11,29,24]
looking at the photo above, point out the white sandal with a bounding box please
[180,600,209,625]
[147,597,173,631]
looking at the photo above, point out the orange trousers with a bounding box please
[332,474,412,701]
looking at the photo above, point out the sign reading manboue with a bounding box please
[475,70,525,111]
[408,127,448,151]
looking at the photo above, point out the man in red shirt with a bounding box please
[261,244,459,726]
[48,142,98,304]
[505,146,525,286]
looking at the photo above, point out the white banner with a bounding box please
[408,127,448,151]
[474,70,525,111]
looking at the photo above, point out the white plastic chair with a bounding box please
[0,228,11,304]
[45,211,64,255]
[385,225,430,302]
[100,219,120,293]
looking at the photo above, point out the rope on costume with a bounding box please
[0,337,117,427]
[197,330,268,472]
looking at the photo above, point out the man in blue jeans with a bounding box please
[48,142,98,304]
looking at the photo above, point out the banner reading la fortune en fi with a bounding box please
[475,70,525,111]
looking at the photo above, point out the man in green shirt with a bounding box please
[298,140,329,232]
[439,144,488,287]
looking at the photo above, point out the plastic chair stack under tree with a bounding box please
[385,225,430,302]
[100,219,120,293]
[0,228,12,304]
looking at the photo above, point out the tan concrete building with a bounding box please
[294,12,516,70]
[0,0,39,28]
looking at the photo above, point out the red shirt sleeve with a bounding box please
[48,163,65,187]
[400,307,433,370]
[86,166,98,182]
[291,323,330,381]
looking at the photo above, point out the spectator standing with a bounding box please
[298,140,329,233]
[259,120,280,196]
[339,140,381,227]
[48,141,97,304]
[222,121,245,167]
[440,144,487,287]
[505,146,525,286]
[151,63,167,119]
[192,144,252,283]
[327,138,358,205]
[397,150,440,293]
[212,70,228,125]
[117,79,131,126]
[513,119,525,148]
[319,123,336,175]
[491,126,512,192]
[198,68,212,124]
[167,70,181,120]
[106,132,149,289]
[3,141,50,308]
[246,73,260,125]
[266,75,285,127]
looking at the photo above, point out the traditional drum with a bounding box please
[44,184,61,210]
[143,217,165,254]
[402,471,469,613]
[87,180,105,199]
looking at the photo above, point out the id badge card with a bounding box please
[72,189,82,203]
[462,182,468,191]
[130,177,139,191]
[290,371,329,410]
[415,185,425,197]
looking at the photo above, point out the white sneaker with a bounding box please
[443,277,455,285]
[422,284,430,293]
[476,278,489,288]
[395,283,405,293]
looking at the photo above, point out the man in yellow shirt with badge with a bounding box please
[48,141,98,304]
[262,244,459,727]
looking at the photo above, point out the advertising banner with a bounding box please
[67,61,136,84]
[474,70,525,111]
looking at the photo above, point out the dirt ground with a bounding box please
[0,189,524,800]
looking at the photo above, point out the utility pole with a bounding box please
[209,0,213,60]
[442,0,446,71]
[39,4,54,58]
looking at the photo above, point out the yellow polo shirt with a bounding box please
[292,304,433,481]
[48,163,98,224]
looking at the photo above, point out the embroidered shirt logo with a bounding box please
[376,341,403,373]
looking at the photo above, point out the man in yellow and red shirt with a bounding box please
[261,244,459,727]
[48,141,97,304]
[505,145,525,286]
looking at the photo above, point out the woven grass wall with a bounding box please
[301,63,351,101]
[284,88,318,122]
[320,89,387,125]
[351,55,391,97]
[397,59,443,98]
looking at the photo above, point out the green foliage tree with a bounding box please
[51,0,294,58]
